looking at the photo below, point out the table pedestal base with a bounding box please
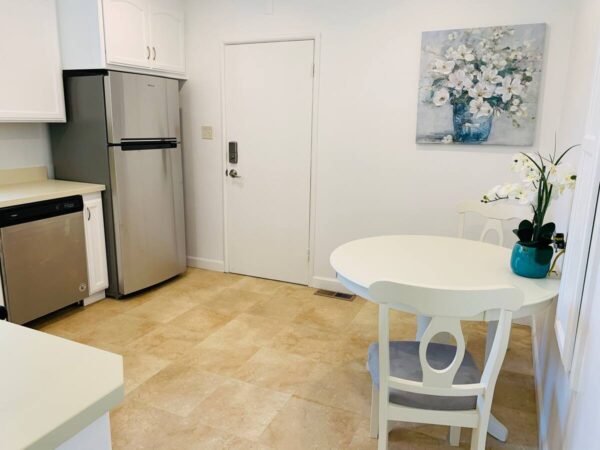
[416,315,509,443]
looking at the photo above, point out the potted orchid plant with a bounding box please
[423,26,543,143]
[482,145,578,278]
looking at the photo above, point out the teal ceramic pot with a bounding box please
[510,242,553,278]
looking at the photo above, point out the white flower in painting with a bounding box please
[448,32,457,41]
[432,88,450,106]
[445,47,456,60]
[510,104,528,117]
[468,82,495,99]
[464,64,476,73]
[469,98,493,118]
[512,98,521,106]
[510,49,524,60]
[431,59,456,75]
[454,44,475,61]
[491,53,508,69]
[442,135,453,144]
[479,67,503,84]
[447,70,473,91]
[496,76,524,102]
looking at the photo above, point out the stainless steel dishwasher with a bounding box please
[0,196,88,324]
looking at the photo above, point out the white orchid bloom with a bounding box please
[431,59,456,75]
[511,153,528,172]
[546,164,559,183]
[442,135,453,144]
[559,172,577,193]
[432,88,450,106]
[447,70,473,91]
[448,32,457,41]
[482,184,502,202]
[496,76,524,102]
[468,82,495,99]
[469,98,493,118]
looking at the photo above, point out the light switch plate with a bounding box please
[201,126,214,140]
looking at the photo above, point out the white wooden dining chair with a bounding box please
[367,281,523,450]
[456,200,530,246]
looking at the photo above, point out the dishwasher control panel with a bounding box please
[0,196,83,227]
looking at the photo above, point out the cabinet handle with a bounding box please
[152,46,156,61]
[86,207,91,221]
[146,46,150,60]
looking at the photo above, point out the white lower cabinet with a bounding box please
[82,193,109,298]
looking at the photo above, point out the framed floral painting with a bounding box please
[416,23,546,146]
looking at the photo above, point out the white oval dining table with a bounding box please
[330,235,560,442]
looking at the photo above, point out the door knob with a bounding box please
[229,169,241,178]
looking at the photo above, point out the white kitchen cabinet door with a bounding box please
[0,0,65,122]
[103,0,151,68]
[83,193,109,295]
[148,0,185,73]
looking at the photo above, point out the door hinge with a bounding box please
[312,63,315,77]
[307,248,310,261]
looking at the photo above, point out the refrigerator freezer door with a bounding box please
[109,144,186,295]
[104,71,181,143]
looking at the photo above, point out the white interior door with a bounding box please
[224,40,314,285]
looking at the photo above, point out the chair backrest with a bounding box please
[369,280,523,400]
[456,200,530,246]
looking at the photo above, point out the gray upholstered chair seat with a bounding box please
[368,341,481,411]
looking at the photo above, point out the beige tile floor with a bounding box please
[32,269,538,449]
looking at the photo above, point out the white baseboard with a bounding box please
[83,290,105,306]
[310,275,352,294]
[530,315,547,450]
[187,256,225,272]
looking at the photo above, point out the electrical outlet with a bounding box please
[201,126,214,140]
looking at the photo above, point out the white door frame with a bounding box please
[219,33,321,285]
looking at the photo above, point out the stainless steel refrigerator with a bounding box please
[51,71,186,297]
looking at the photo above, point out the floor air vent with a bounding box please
[314,289,355,301]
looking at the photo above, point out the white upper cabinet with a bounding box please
[148,0,185,73]
[0,0,65,122]
[103,0,150,68]
[56,0,186,79]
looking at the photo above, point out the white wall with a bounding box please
[181,0,577,283]
[531,0,600,448]
[0,124,53,175]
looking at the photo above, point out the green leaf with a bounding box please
[539,222,556,240]
[513,220,534,242]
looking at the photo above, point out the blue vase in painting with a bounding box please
[452,103,493,143]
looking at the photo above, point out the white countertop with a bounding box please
[0,321,124,450]
[0,179,105,208]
